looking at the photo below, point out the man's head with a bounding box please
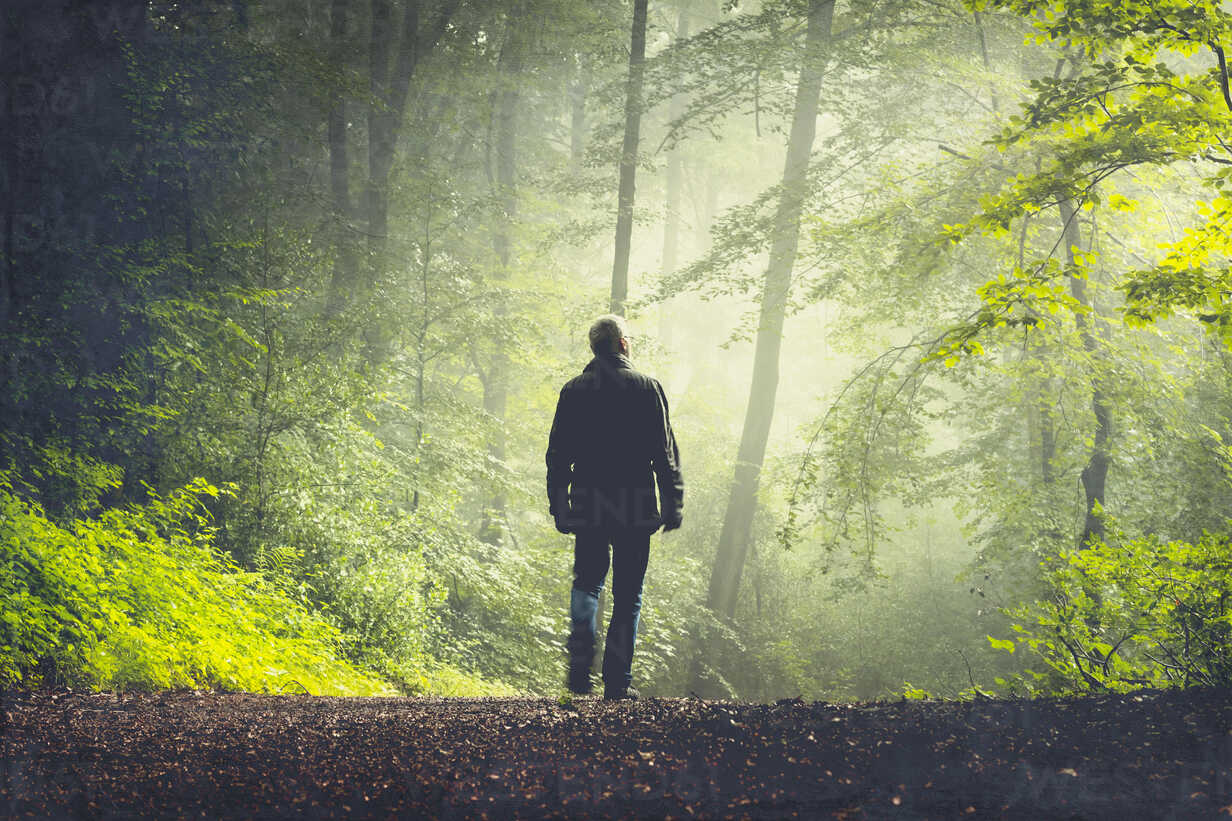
[588,314,629,356]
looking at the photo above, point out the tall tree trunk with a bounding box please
[659,6,689,346]
[1040,399,1056,484]
[694,164,719,247]
[1,6,16,338]
[609,0,648,315]
[1023,346,1056,485]
[326,0,356,316]
[364,0,396,276]
[1059,198,1110,548]
[478,5,525,544]
[705,0,834,622]
[411,196,434,511]
[569,56,588,169]
[1,5,25,420]
[362,0,460,348]
[972,10,999,115]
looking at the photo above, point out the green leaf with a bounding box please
[987,635,1016,653]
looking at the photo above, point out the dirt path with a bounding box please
[2,687,1230,819]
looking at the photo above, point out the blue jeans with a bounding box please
[567,528,651,690]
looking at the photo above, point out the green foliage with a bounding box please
[0,473,390,695]
[994,525,1232,694]
[986,635,1015,653]
[952,0,1232,341]
[11,0,1232,706]
[0,437,125,520]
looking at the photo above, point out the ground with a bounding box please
[2,687,1230,819]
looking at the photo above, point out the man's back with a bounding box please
[546,351,682,533]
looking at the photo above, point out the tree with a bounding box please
[476,2,527,544]
[659,3,690,345]
[609,0,649,315]
[705,0,834,622]
[326,0,462,340]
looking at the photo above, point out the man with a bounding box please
[546,314,683,700]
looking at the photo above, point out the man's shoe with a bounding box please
[603,685,640,701]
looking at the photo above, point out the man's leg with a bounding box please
[601,529,651,694]
[567,529,611,693]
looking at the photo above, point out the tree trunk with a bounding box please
[569,56,588,169]
[695,163,719,246]
[705,0,834,622]
[972,10,999,114]
[659,6,689,346]
[609,0,648,316]
[478,5,524,544]
[364,0,396,274]
[1023,343,1057,485]
[361,0,459,338]
[326,0,356,316]
[1040,399,1056,484]
[1058,197,1110,548]
[1,6,16,338]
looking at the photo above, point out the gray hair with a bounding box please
[588,314,628,355]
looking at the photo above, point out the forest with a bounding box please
[3,0,1232,704]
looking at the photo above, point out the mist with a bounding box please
[3,0,1230,707]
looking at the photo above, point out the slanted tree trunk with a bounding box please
[1058,198,1110,548]
[609,0,649,316]
[705,0,834,623]
[478,4,525,544]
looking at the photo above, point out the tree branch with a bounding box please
[1211,42,1232,112]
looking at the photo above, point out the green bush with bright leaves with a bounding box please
[0,472,393,695]
[992,524,1232,694]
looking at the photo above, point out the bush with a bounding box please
[0,474,392,695]
[993,525,1232,694]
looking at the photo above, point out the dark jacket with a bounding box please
[546,353,683,533]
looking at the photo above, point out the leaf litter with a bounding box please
[1,687,1229,818]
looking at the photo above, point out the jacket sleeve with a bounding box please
[545,387,574,517]
[650,379,683,520]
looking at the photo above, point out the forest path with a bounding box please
[2,687,1230,819]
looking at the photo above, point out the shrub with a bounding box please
[992,526,1232,693]
[0,474,392,695]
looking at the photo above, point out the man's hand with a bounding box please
[662,512,682,532]
[553,512,573,535]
